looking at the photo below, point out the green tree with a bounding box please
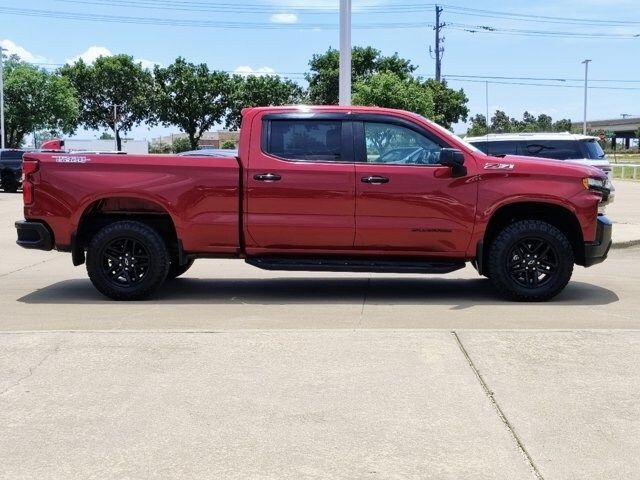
[353,72,434,118]
[60,55,154,151]
[306,46,416,105]
[225,74,304,130]
[466,114,488,136]
[552,119,572,132]
[172,137,191,153]
[149,143,172,154]
[536,114,553,131]
[153,57,230,150]
[490,110,512,133]
[422,79,468,129]
[220,139,236,149]
[99,131,115,140]
[2,57,78,148]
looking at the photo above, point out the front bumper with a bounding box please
[15,220,53,251]
[583,215,612,267]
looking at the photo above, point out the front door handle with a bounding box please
[361,175,389,184]
[254,173,282,182]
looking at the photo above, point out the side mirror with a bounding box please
[439,148,467,177]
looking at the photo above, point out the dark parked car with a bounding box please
[0,149,24,193]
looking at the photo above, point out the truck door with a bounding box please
[245,114,356,252]
[353,119,477,255]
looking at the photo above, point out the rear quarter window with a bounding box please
[523,141,582,160]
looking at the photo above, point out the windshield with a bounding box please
[581,139,606,160]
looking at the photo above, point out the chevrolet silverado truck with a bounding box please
[15,106,612,301]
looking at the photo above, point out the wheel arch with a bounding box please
[478,201,585,275]
[73,196,182,266]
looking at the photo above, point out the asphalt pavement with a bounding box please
[1,183,640,479]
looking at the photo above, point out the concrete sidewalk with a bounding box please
[608,180,640,247]
[1,330,639,479]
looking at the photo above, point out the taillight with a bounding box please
[22,159,39,205]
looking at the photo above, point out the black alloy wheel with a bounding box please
[507,237,558,289]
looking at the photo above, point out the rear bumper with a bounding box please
[583,215,612,267]
[15,220,53,251]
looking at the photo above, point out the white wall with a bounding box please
[65,139,149,154]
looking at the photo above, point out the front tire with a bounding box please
[488,220,574,301]
[86,221,170,300]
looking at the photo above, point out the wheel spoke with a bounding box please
[101,236,150,288]
[508,237,557,289]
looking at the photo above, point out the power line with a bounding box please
[445,74,640,84]
[446,78,640,91]
[441,4,640,27]
[0,6,433,29]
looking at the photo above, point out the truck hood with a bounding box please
[487,154,606,180]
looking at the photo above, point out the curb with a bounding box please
[612,239,640,249]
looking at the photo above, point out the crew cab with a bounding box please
[15,106,612,301]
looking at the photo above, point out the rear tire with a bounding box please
[488,220,574,301]
[86,221,170,300]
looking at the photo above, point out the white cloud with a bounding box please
[0,39,46,63]
[270,12,299,24]
[66,46,113,64]
[234,65,277,77]
[65,46,160,69]
[136,58,161,70]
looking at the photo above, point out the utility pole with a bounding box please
[430,5,445,82]
[0,47,5,149]
[112,104,120,151]
[339,0,352,106]
[582,59,591,135]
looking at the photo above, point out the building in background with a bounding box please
[64,139,149,154]
[151,131,240,149]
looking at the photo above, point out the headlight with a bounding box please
[582,177,606,191]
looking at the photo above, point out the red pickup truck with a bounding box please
[15,106,612,301]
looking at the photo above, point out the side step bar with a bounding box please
[245,256,465,274]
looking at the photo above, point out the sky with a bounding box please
[1,0,639,141]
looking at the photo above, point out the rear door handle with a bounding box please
[254,173,282,182]
[361,175,389,184]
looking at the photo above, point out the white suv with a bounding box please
[465,132,612,180]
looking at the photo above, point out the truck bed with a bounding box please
[23,152,242,254]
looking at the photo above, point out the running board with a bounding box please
[245,257,465,274]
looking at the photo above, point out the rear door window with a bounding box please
[523,141,582,160]
[481,141,521,157]
[265,120,343,162]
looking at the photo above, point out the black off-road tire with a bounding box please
[488,220,574,301]
[86,221,170,300]
[1,174,19,193]
[167,258,194,280]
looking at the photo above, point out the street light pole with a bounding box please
[339,0,352,106]
[0,47,6,149]
[582,59,591,135]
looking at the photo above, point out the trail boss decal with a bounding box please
[484,162,515,170]
[53,155,90,164]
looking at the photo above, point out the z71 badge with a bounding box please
[53,155,90,164]
[484,162,515,170]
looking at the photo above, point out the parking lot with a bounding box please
[1,188,640,479]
